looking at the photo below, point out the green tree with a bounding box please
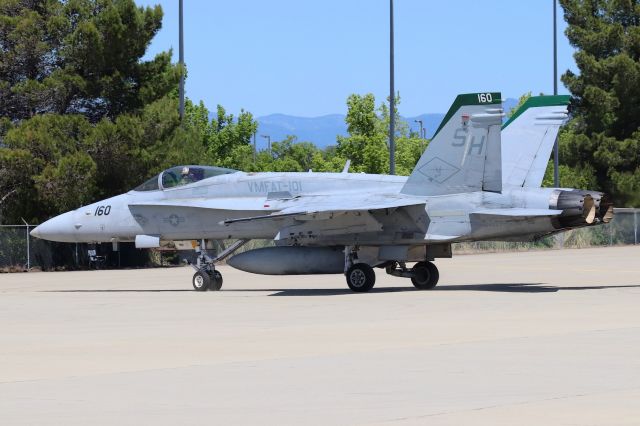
[337,93,424,175]
[207,105,257,168]
[0,1,217,223]
[509,92,532,117]
[180,99,259,171]
[559,0,640,205]
[1,114,94,220]
[244,135,338,173]
[0,0,179,122]
[395,137,425,176]
[345,93,378,137]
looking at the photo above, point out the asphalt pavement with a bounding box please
[1,246,639,425]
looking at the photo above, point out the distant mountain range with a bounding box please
[252,98,518,149]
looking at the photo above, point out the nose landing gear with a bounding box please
[190,239,247,292]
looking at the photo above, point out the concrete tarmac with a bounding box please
[1,246,639,425]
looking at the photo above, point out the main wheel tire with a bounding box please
[346,263,376,293]
[210,270,223,291]
[192,271,211,291]
[411,261,439,290]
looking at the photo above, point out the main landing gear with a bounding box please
[343,247,440,293]
[346,263,376,292]
[384,261,440,290]
[408,261,440,290]
[190,239,247,292]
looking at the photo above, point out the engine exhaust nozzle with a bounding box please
[583,195,596,224]
[549,190,610,228]
[598,193,614,223]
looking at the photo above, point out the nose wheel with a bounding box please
[192,269,223,291]
[211,270,223,291]
[192,270,210,291]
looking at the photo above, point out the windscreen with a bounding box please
[133,175,160,191]
[160,165,238,189]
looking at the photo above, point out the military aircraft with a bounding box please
[30,92,613,292]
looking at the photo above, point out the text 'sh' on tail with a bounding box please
[402,92,504,196]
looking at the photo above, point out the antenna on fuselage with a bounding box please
[342,159,351,174]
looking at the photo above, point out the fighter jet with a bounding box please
[30,92,613,292]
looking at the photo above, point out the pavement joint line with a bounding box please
[378,386,640,423]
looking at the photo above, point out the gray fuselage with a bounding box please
[32,170,564,246]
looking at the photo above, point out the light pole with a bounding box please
[21,217,29,271]
[553,0,559,187]
[178,0,185,119]
[414,119,424,139]
[389,0,396,175]
[261,135,271,153]
[253,131,257,162]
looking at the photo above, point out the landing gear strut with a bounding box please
[190,239,247,292]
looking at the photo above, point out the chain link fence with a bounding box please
[0,224,92,271]
[0,224,150,271]
[1,208,638,271]
[453,208,638,253]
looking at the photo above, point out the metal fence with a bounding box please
[0,225,32,270]
[0,224,91,271]
[0,224,154,271]
[1,208,638,271]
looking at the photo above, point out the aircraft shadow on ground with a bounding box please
[42,289,192,293]
[232,283,640,296]
[40,283,640,295]
[434,283,640,293]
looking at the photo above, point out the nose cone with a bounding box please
[29,226,41,238]
[30,212,77,242]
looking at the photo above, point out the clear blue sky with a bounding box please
[136,0,576,117]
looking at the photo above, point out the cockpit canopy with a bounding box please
[133,165,238,191]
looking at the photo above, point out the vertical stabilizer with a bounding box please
[501,95,570,188]
[401,92,503,196]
